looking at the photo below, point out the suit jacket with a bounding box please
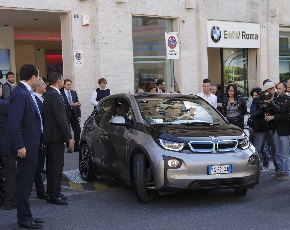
[3,82,41,159]
[61,90,81,120]
[43,87,72,143]
[2,82,14,100]
[0,99,9,155]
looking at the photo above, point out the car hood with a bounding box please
[147,123,244,142]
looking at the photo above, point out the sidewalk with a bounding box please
[64,150,79,171]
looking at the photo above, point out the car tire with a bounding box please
[132,153,156,203]
[79,143,95,181]
[234,188,247,196]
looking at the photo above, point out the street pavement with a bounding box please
[1,152,290,230]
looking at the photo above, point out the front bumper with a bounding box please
[148,145,259,191]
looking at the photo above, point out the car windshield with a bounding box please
[136,96,226,125]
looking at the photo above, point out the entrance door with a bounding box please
[222,48,248,97]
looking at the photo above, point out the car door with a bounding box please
[91,99,114,172]
[101,97,135,178]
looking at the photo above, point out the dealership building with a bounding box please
[0,0,289,119]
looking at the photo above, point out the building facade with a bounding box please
[0,0,289,120]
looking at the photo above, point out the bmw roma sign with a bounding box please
[207,20,260,48]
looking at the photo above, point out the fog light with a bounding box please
[248,155,258,165]
[167,159,181,168]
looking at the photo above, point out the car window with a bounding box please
[110,98,134,124]
[136,97,226,125]
[99,99,114,125]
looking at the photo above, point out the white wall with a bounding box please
[1,0,290,119]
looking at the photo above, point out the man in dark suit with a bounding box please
[43,72,74,205]
[4,64,43,229]
[33,78,47,200]
[61,79,81,152]
[2,71,15,100]
[0,84,11,207]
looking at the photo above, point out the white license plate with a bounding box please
[208,165,232,174]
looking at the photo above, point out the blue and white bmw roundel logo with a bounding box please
[211,26,221,43]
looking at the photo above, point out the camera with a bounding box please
[260,92,272,101]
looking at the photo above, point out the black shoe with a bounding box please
[60,194,67,200]
[19,220,42,229]
[37,193,47,200]
[32,218,44,224]
[49,197,68,205]
[5,203,16,210]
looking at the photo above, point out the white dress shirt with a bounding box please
[197,92,217,108]
[50,86,61,94]
[90,87,110,106]
[34,92,44,103]
[64,89,73,105]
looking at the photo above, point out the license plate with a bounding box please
[208,165,232,174]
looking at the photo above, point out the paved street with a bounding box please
[1,152,290,230]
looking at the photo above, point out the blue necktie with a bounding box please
[29,90,43,132]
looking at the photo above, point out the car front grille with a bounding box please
[189,140,238,153]
[189,179,241,188]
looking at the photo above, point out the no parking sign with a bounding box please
[165,32,179,59]
[74,50,83,67]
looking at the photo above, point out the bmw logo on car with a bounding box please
[211,26,221,43]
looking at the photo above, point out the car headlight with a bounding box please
[158,139,185,152]
[238,134,250,150]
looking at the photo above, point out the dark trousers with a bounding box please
[46,143,65,199]
[34,143,46,194]
[17,157,38,223]
[1,155,17,206]
[68,111,81,150]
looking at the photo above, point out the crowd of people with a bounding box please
[197,77,290,181]
[248,79,290,180]
[0,65,78,229]
[1,66,290,228]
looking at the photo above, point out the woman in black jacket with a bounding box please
[222,84,247,129]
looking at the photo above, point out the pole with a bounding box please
[170,59,174,93]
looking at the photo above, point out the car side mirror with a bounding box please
[110,116,126,125]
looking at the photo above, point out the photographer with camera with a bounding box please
[265,82,289,180]
[249,87,272,171]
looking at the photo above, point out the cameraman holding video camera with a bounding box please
[265,82,289,180]
[249,83,277,172]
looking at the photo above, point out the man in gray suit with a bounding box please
[2,72,15,100]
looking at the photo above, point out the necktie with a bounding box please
[67,91,73,104]
[29,90,43,131]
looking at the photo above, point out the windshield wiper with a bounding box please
[181,121,219,126]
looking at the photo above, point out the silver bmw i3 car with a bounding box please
[79,93,259,203]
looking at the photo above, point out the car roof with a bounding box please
[108,93,200,100]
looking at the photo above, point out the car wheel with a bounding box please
[234,188,247,196]
[132,153,156,203]
[79,143,95,181]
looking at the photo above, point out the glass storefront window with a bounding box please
[279,26,290,82]
[132,16,173,92]
[223,48,248,96]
